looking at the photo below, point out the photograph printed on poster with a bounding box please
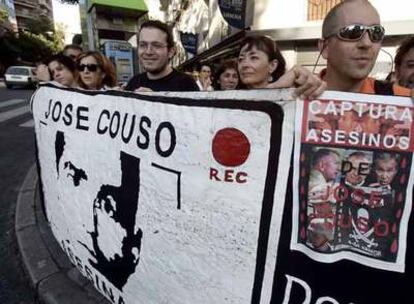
[293,97,414,271]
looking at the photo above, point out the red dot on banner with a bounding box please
[212,128,250,167]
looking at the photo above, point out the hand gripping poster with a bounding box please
[32,84,295,304]
[292,92,414,272]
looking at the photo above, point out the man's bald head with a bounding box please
[322,0,380,38]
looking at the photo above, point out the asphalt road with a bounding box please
[0,84,37,303]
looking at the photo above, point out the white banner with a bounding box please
[32,84,295,304]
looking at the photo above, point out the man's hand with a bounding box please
[266,65,326,99]
[134,87,153,92]
[200,76,213,91]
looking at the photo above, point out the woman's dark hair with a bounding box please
[76,51,117,89]
[213,59,239,90]
[46,54,77,75]
[395,36,414,68]
[239,35,286,82]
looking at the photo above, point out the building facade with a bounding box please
[79,0,147,51]
[145,0,414,78]
[0,0,17,34]
[13,0,53,31]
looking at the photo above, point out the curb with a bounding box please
[15,164,110,304]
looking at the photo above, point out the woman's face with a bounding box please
[48,61,75,87]
[238,45,276,89]
[78,55,105,90]
[218,67,239,90]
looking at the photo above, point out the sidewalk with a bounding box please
[15,164,110,304]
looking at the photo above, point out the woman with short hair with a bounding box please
[238,35,326,98]
[214,59,239,90]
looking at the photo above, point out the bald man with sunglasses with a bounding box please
[318,0,411,96]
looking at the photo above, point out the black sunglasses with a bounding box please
[77,64,100,72]
[328,24,385,43]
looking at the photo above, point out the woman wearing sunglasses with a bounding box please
[36,54,78,88]
[238,35,325,98]
[76,51,117,90]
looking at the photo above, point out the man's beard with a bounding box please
[142,59,169,75]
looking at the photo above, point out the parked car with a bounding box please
[4,66,38,89]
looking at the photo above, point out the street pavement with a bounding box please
[0,85,37,304]
[0,84,109,304]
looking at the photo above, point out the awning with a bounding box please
[88,0,148,18]
[178,30,247,70]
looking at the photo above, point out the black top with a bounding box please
[125,69,199,92]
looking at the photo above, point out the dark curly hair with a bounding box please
[395,36,414,68]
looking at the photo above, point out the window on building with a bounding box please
[307,0,342,21]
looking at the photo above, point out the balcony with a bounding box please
[14,0,36,9]
[15,9,36,20]
[39,0,53,12]
[307,0,342,21]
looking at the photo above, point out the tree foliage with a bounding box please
[0,24,65,69]
[25,16,54,35]
[0,8,8,23]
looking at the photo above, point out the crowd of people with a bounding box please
[36,0,413,99]
[33,0,414,300]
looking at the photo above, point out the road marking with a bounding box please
[19,119,34,128]
[0,105,30,123]
[0,99,25,109]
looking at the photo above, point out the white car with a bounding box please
[4,66,38,89]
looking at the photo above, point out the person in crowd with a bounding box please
[238,35,326,98]
[307,149,341,251]
[344,151,372,187]
[36,54,78,88]
[63,44,83,61]
[309,149,341,193]
[196,63,214,91]
[370,152,399,188]
[125,20,199,92]
[394,36,414,89]
[76,51,117,90]
[317,0,411,96]
[213,59,239,90]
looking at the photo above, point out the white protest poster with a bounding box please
[32,84,295,304]
[292,92,414,273]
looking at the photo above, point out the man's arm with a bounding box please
[266,65,326,99]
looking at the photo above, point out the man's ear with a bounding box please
[168,46,176,60]
[318,39,329,60]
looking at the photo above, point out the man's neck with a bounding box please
[325,70,365,93]
[146,65,173,80]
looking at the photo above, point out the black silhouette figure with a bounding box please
[64,161,88,186]
[80,152,143,291]
[55,131,65,176]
